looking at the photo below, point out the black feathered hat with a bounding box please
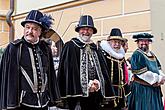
[107,28,123,41]
[133,33,153,42]
[21,10,53,30]
[75,15,97,34]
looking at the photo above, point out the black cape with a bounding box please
[57,38,115,99]
[0,38,60,109]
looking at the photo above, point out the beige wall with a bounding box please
[0,0,154,58]
[15,0,74,14]
[12,0,150,58]
[151,0,165,73]
[0,0,9,48]
[0,19,9,47]
[0,0,9,15]
[150,0,165,94]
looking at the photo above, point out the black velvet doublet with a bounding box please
[0,37,60,109]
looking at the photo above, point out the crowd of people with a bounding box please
[0,9,165,110]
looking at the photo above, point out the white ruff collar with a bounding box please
[100,40,125,59]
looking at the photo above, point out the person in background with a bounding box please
[121,38,132,83]
[100,28,130,110]
[0,10,60,110]
[43,29,64,76]
[50,40,59,75]
[128,33,165,110]
[57,15,115,110]
[121,38,128,53]
[125,57,133,83]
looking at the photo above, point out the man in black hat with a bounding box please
[100,28,130,110]
[0,10,60,110]
[128,33,165,110]
[57,15,115,110]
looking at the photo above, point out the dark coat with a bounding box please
[0,38,60,109]
[57,38,115,99]
[102,50,130,108]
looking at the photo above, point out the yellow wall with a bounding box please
[0,0,9,47]
[17,0,151,58]
[0,0,9,15]
[15,0,74,14]
[151,0,165,74]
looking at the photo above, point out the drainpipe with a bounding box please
[6,0,14,42]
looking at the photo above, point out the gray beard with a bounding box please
[79,34,92,42]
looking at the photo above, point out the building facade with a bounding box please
[1,0,165,92]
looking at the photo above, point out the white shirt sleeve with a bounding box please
[158,70,165,83]
[137,71,159,85]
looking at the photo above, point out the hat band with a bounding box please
[135,38,152,42]
[136,38,152,40]
[77,24,94,27]
[108,36,123,40]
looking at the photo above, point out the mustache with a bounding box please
[81,33,90,36]
[25,34,34,37]
[140,45,149,52]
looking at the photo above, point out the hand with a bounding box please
[51,45,58,56]
[93,79,100,91]
[88,79,100,92]
[152,82,160,87]
[89,84,97,92]
[159,76,165,85]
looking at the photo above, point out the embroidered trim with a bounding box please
[132,67,148,74]
[36,46,47,92]
[80,45,105,97]
[72,39,86,48]
[28,47,38,92]
[21,99,49,108]
[61,94,84,98]
[111,60,114,83]
[113,83,129,98]
[20,66,37,93]
[80,48,88,96]
[107,56,125,63]
[137,49,156,61]
[92,50,105,96]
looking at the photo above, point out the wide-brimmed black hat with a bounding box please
[75,15,97,34]
[133,33,153,42]
[107,28,123,41]
[21,10,53,30]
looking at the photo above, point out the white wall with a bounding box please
[150,0,165,72]
[150,0,165,98]
[15,0,74,14]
